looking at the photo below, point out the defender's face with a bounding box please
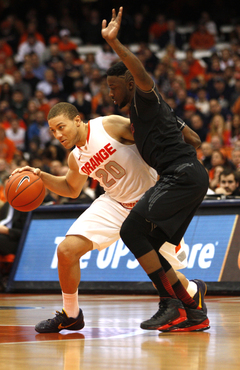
[107,75,132,109]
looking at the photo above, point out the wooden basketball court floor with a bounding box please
[0,293,239,370]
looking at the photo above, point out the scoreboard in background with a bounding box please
[7,200,240,293]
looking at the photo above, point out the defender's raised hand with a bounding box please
[101,7,123,42]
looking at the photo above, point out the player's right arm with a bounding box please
[11,153,88,199]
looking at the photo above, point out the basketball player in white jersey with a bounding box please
[12,102,205,333]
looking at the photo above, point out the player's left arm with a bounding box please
[102,7,153,91]
[182,125,201,149]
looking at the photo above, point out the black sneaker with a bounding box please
[140,298,187,331]
[192,279,208,314]
[161,306,210,332]
[35,308,85,333]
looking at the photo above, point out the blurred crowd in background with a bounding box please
[1,0,240,205]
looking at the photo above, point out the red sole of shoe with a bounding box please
[161,318,210,332]
[156,308,187,331]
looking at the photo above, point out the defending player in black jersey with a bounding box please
[102,7,210,332]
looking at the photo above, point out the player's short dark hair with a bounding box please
[107,61,128,77]
[47,102,79,121]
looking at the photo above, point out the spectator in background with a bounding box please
[189,113,208,142]
[36,68,57,97]
[0,38,13,64]
[80,9,102,45]
[230,23,240,45]
[12,69,32,100]
[15,33,47,64]
[85,67,103,97]
[195,87,210,116]
[136,43,159,75]
[189,21,216,51]
[128,12,150,44]
[230,148,240,170]
[229,73,240,106]
[199,12,218,41]
[71,88,92,120]
[0,17,20,54]
[207,76,234,109]
[0,62,14,86]
[219,48,234,71]
[208,149,228,182]
[4,56,18,76]
[26,110,51,149]
[19,20,45,46]
[148,13,168,44]
[230,114,240,144]
[30,52,47,81]
[0,82,12,103]
[45,43,63,70]
[10,90,28,120]
[182,103,197,126]
[34,90,51,118]
[158,19,184,50]
[5,117,26,152]
[209,165,225,191]
[215,169,240,196]
[208,98,230,123]
[206,113,231,147]
[58,29,78,55]
[200,141,213,170]
[95,43,118,72]
[185,48,207,78]
[0,124,16,163]
[21,60,40,95]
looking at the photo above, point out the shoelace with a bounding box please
[151,300,168,319]
[47,310,65,323]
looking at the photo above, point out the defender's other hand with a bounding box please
[102,7,123,42]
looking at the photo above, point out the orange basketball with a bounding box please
[5,171,46,212]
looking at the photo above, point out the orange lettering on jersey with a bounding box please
[93,153,104,166]
[104,143,117,155]
[80,143,116,176]
[99,148,109,160]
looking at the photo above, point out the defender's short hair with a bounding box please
[47,102,79,121]
[107,61,128,77]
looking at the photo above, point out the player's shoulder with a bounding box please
[102,115,130,127]
[102,115,133,143]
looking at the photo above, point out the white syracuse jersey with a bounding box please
[72,116,157,204]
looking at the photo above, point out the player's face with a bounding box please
[107,75,132,109]
[48,114,85,149]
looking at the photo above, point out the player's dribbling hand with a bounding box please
[101,7,123,42]
[11,166,41,177]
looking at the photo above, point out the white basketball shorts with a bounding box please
[66,193,187,270]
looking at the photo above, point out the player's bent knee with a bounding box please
[57,235,92,264]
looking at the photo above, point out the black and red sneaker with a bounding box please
[140,298,187,331]
[161,306,210,332]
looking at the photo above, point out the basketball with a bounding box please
[5,171,46,212]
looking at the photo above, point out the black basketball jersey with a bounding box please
[130,83,197,174]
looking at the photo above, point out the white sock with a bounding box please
[187,280,198,297]
[62,290,79,318]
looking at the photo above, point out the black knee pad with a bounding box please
[120,211,153,259]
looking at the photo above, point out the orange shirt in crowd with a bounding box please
[0,137,16,163]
